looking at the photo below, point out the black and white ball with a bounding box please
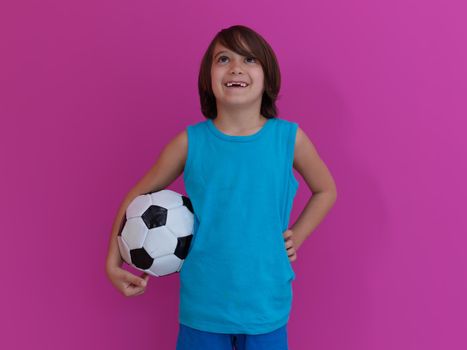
[117,189,194,277]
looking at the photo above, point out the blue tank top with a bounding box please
[179,117,299,335]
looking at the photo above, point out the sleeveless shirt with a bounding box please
[179,117,299,335]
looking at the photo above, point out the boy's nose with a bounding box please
[229,60,245,72]
[230,66,244,74]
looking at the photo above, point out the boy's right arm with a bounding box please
[105,129,188,296]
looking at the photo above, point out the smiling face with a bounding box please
[210,42,265,109]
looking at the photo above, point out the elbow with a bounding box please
[312,188,337,203]
[324,186,338,205]
[325,189,337,205]
[331,184,338,202]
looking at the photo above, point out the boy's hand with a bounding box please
[283,229,297,262]
[106,265,149,297]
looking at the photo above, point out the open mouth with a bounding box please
[224,81,249,88]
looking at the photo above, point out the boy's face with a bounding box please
[210,42,265,108]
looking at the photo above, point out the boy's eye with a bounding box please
[217,56,257,63]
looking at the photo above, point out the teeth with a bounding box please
[226,82,248,87]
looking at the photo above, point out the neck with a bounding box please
[214,104,266,133]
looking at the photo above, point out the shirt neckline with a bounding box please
[206,118,274,142]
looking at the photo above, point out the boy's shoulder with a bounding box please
[273,117,298,126]
[272,117,299,134]
[185,119,209,130]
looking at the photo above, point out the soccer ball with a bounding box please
[117,189,194,277]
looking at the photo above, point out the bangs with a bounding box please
[215,32,263,65]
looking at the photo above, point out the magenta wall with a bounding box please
[2,0,466,349]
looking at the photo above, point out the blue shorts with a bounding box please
[176,323,289,350]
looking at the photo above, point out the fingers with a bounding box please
[283,229,293,240]
[124,286,145,297]
[288,248,297,261]
[122,282,145,297]
[107,266,149,297]
[121,270,148,297]
[133,289,146,296]
[283,229,297,262]
[140,272,150,283]
[122,270,146,287]
[286,243,297,262]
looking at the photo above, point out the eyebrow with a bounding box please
[214,50,229,58]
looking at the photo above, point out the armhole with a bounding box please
[183,125,194,184]
[289,122,300,189]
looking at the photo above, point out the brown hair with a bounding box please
[198,25,281,119]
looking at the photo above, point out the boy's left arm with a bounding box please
[283,127,338,261]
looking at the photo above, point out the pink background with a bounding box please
[1,0,466,349]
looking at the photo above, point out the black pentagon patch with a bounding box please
[141,205,167,229]
[174,234,193,259]
[130,248,154,270]
[182,196,194,214]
